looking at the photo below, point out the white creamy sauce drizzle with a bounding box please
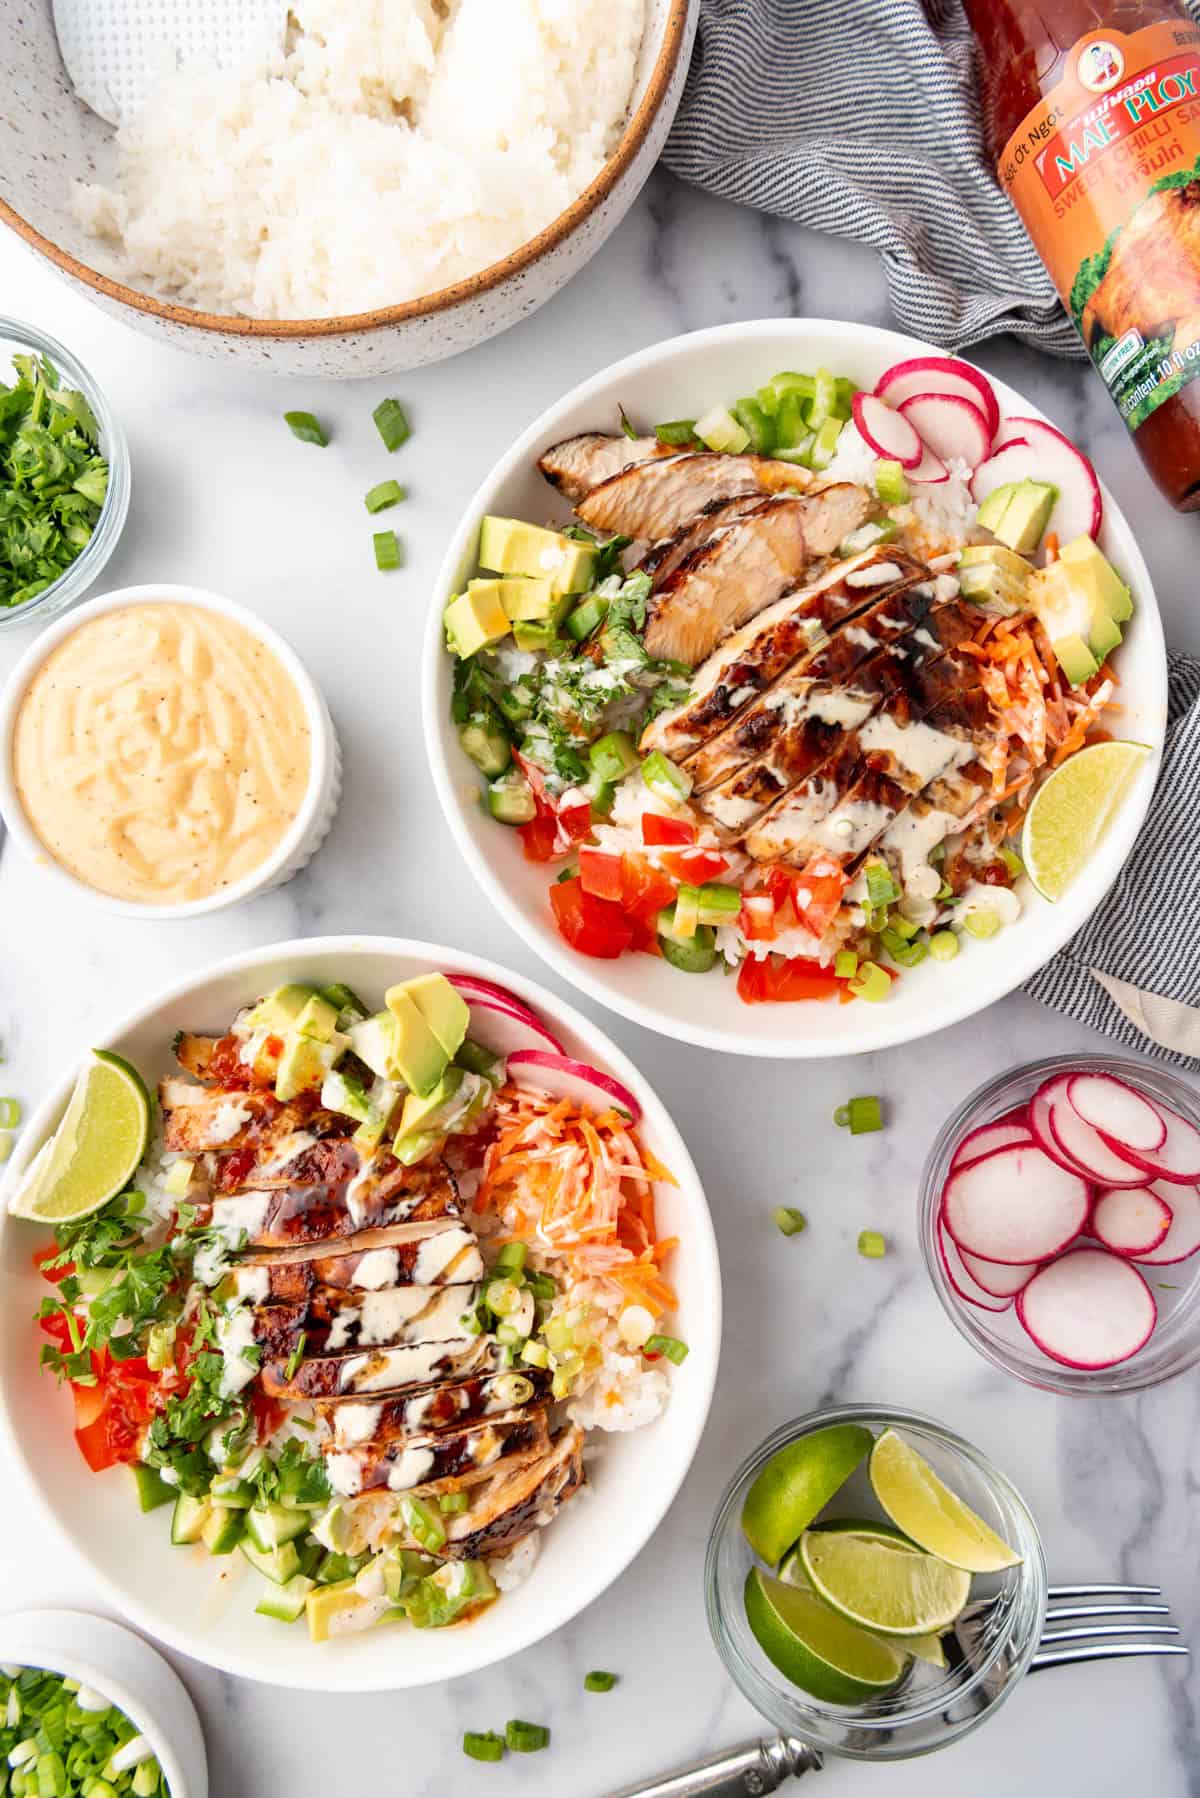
[384,1445,437,1492]
[255,1130,318,1177]
[337,1339,468,1394]
[207,1099,253,1145]
[331,1401,383,1447]
[413,1228,482,1285]
[840,626,878,651]
[351,1248,400,1290]
[216,1306,260,1398]
[805,688,875,729]
[858,714,970,785]
[230,1265,271,1304]
[359,1285,476,1346]
[845,561,903,589]
[880,806,958,880]
[933,573,961,601]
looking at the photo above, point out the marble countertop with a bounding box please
[0,170,1196,1797]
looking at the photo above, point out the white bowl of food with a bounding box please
[0,0,696,375]
[0,583,341,917]
[0,938,720,1692]
[0,1610,207,1798]
[423,317,1168,1058]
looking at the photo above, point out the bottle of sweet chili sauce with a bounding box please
[963,0,1200,510]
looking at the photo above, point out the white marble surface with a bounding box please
[0,171,1197,1797]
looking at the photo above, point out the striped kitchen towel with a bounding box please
[667,0,1184,357]
[1025,652,1200,1069]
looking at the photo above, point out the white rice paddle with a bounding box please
[53,0,287,128]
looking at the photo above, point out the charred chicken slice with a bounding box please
[318,1368,552,1448]
[575,451,813,540]
[230,1223,483,1302]
[429,1427,586,1562]
[323,1408,552,1498]
[261,1334,500,1400]
[536,432,669,501]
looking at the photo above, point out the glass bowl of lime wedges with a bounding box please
[705,1406,1046,1761]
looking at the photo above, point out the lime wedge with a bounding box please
[744,1567,908,1704]
[869,1429,1022,1575]
[8,1050,150,1224]
[799,1526,970,1636]
[780,1539,947,1667]
[1022,740,1151,902]
[741,1424,874,1566]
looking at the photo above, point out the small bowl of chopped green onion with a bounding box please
[0,1610,206,1797]
[0,318,131,632]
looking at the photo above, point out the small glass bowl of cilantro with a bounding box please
[0,318,131,631]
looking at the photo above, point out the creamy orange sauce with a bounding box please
[12,603,311,904]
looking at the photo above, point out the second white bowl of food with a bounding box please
[0,583,341,917]
[0,938,720,1692]
[0,0,696,374]
[423,317,1167,1058]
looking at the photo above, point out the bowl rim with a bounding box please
[0,1609,206,1798]
[420,315,1168,1060]
[0,934,722,1691]
[0,0,693,340]
[0,581,336,918]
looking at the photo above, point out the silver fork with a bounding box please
[606,1583,1188,1797]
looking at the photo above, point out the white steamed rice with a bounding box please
[73,0,646,319]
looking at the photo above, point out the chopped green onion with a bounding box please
[874,459,910,505]
[284,411,327,446]
[834,1095,883,1135]
[644,1334,688,1365]
[584,1670,617,1693]
[495,1242,528,1273]
[462,1731,505,1763]
[929,930,959,962]
[483,1278,522,1318]
[694,405,750,455]
[864,862,901,908]
[963,908,1002,940]
[773,1206,807,1237]
[372,397,411,451]
[838,518,898,558]
[619,405,638,441]
[641,750,692,804]
[936,879,955,901]
[808,414,845,470]
[999,845,1025,881]
[857,1230,887,1259]
[0,1098,20,1130]
[879,925,928,969]
[400,1495,447,1554]
[438,1492,470,1514]
[373,530,401,572]
[834,950,858,979]
[888,911,921,940]
[283,1333,307,1382]
[505,1720,550,1754]
[364,479,405,513]
[520,1339,550,1369]
[848,960,891,1003]
[525,1270,556,1302]
[654,419,697,447]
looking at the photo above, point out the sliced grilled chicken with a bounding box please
[247,1284,478,1361]
[643,487,871,667]
[231,1224,483,1303]
[174,1034,221,1080]
[576,451,813,540]
[207,1163,459,1250]
[641,550,931,761]
[323,1408,552,1498]
[434,1426,586,1561]
[318,1368,552,1448]
[159,1085,281,1152]
[636,493,774,589]
[261,1334,499,1400]
[537,433,667,502]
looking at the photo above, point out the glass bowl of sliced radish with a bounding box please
[921,1056,1200,1394]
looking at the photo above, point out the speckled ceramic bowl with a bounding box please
[0,1,696,375]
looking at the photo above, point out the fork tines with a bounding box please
[1032,1583,1189,1670]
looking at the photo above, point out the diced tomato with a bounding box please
[550,877,635,959]
[578,848,625,902]
[39,1309,75,1350]
[659,848,730,884]
[70,1378,106,1433]
[642,814,696,847]
[70,1350,158,1472]
[739,893,777,942]
[737,954,842,1004]
[763,856,847,938]
[217,1146,258,1192]
[518,810,561,863]
[620,858,677,923]
[559,801,593,845]
[34,1245,74,1284]
[250,1388,289,1443]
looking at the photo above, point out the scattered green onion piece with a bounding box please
[834,1105,851,1128]
[439,1492,470,1514]
[505,1720,550,1754]
[845,1095,883,1135]
[887,910,921,940]
[773,1207,807,1237]
[400,1495,447,1554]
[848,961,891,1003]
[863,862,900,909]
[283,1333,307,1382]
[999,845,1025,881]
[694,405,750,455]
[525,1270,557,1301]
[495,1242,528,1273]
[0,1098,20,1130]
[462,1731,504,1763]
[929,930,959,962]
[644,1334,688,1365]
[372,397,411,451]
[654,419,697,447]
[364,479,405,514]
[520,1339,550,1369]
[879,925,927,969]
[584,1670,617,1693]
[641,750,692,805]
[834,950,858,979]
[373,530,401,572]
[874,459,910,505]
[857,1230,887,1259]
[936,879,955,901]
[284,411,327,446]
[963,908,1002,940]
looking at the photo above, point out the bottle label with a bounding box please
[999,20,1200,434]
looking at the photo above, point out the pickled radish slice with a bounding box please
[1016,1249,1156,1369]
[972,419,1102,542]
[941,1143,1090,1264]
[937,1222,1012,1313]
[506,1050,641,1123]
[874,356,1001,439]
[1134,1181,1200,1265]
[851,393,923,468]
[1049,1099,1145,1186]
[1097,1103,1200,1185]
[897,393,991,469]
[1090,1186,1173,1257]
[950,1112,1033,1171]
[1067,1073,1165,1151]
[958,1247,1039,1297]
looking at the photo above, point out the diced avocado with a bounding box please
[958,543,1032,582]
[397,972,470,1060]
[455,1038,505,1082]
[1089,611,1123,661]
[321,1068,377,1127]
[468,575,568,624]
[274,1030,342,1103]
[444,587,510,660]
[976,479,1058,554]
[202,1505,246,1556]
[478,516,596,595]
[305,1577,386,1643]
[241,1537,303,1586]
[348,1012,399,1082]
[243,984,317,1032]
[293,992,340,1043]
[131,1463,175,1514]
[1026,538,1132,687]
[255,1573,315,1623]
[170,1493,212,1546]
[396,1067,466,1145]
[1051,633,1100,686]
[378,990,450,1098]
[512,619,561,653]
[245,1502,311,1552]
[956,543,1033,613]
[1058,535,1133,623]
[353,1081,401,1153]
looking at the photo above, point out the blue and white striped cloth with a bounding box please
[665,0,1200,1064]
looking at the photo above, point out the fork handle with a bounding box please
[604,1735,822,1797]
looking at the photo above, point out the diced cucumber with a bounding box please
[657,909,718,973]
[459,710,511,778]
[254,1573,315,1623]
[589,731,639,783]
[487,770,537,825]
[170,1493,212,1546]
[131,1463,175,1514]
[240,1538,303,1586]
[208,1476,255,1509]
[245,1502,311,1552]
[202,1505,246,1556]
[455,1039,505,1081]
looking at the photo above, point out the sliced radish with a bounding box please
[1016,1248,1156,1369]
[1049,1099,1146,1186]
[1067,1073,1166,1152]
[907,442,949,484]
[851,392,923,468]
[506,1050,642,1124]
[958,1247,1039,1297]
[1090,1186,1173,1257]
[1096,1103,1200,1186]
[1134,1181,1200,1265]
[897,393,990,470]
[942,1143,1091,1264]
[874,356,1001,440]
[937,1221,1012,1313]
[972,418,1102,542]
[950,1113,1033,1171]
[464,999,566,1059]
[445,973,550,1029]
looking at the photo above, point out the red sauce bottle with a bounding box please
[963,0,1200,510]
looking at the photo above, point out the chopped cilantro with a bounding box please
[0,352,110,610]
